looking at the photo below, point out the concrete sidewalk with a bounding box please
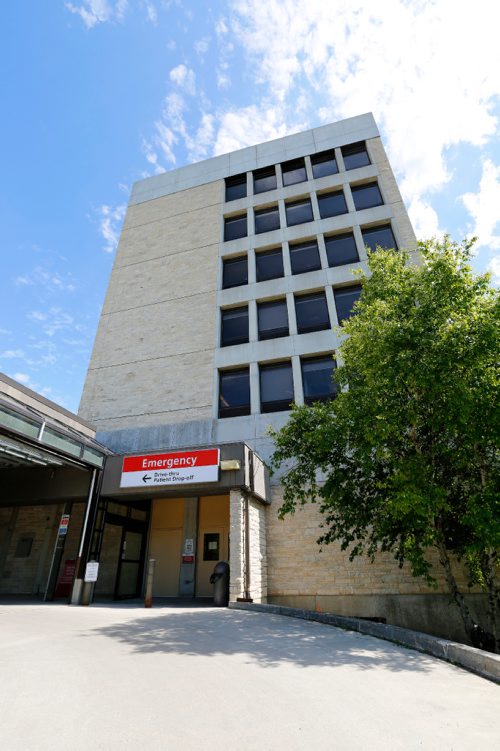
[0,602,498,750]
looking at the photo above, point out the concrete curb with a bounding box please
[229,601,500,684]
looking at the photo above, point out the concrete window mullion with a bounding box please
[292,355,304,406]
[250,361,260,414]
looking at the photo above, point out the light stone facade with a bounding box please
[77,114,481,638]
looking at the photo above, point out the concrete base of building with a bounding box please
[267,592,491,646]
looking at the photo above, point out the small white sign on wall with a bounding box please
[84,561,99,583]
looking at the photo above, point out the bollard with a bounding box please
[144,558,156,608]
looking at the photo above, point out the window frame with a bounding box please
[317,189,348,219]
[361,224,398,252]
[254,205,280,234]
[257,299,289,341]
[351,182,384,211]
[224,214,247,242]
[341,141,371,171]
[281,158,307,187]
[289,239,322,275]
[225,174,247,202]
[220,306,249,347]
[301,355,338,405]
[295,291,331,334]
[259,361,294,414]
[253,166,277,194]
[218,368,251,418]
[255,247,284,282]
[285,198,314,227]
[324,232,360,267]
[222,255,248,289]
[311,150,338,179]
[334,284,362,325]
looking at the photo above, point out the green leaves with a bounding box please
[271,237,499,647]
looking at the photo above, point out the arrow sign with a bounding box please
[120,448,220,488]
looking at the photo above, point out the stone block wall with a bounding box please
[229,489,268,603]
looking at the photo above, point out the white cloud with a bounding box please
[15,266,76,293]
[11,372,34,387]
[213,105,291,155]
[226,0,500,218]
[142,0,157,24]
[461,159,500,251]
[169,64,196,95]
[194,37,210,55]
[96,203,126,253]
[65,0,127,29]
[1,349,25,359]
[488,256,500,284]
[28,307,75,337]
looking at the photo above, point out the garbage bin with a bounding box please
[210,561,230,607]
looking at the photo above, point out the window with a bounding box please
[311,150,338,179]
[224,214,247,241]
[219,368,250,418]
[285,198,314,226]
[362,224,398,252]
[342,141,370,170]
[222,256,247,289]
[258,299,289,340]
[334,284,362,324]
[254,205,280,234]
[295,292,331,334]
[256,247,284,282]
[289,240,321,275]
[253,167,277,194]
[225,174,246,202]
[281,158,307,186]
[260,361,294,413]
[351,182,383,211]
[221,306,249,347]
[317,190,347,219]
[301,355,338,405]
[325,232,359,267]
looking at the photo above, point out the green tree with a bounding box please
[271,238,499,651]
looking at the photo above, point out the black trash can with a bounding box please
[210,561,230,607]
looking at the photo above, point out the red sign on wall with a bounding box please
[120,448,220,488]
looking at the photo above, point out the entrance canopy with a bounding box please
[0,373,111,506]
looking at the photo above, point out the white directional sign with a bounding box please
[120,448,220,488]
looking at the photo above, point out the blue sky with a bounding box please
[1,0,499,412]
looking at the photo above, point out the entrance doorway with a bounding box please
[196,496,229,597]
[93,501,150,600]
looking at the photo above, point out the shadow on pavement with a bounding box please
[91,607,436,674]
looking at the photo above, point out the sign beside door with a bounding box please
[120,448,220,488]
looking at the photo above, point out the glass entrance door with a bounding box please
[115,528,144,598]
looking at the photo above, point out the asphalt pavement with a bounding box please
[0,601,498,750]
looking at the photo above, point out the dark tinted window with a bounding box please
[224,214,247,241]
[295,292,330,334]
[334,285,362,324]
[318,190,347,219]
[260,362,294,413]
[351,182,383,211]
[255,206,280,234]
[222,256,247,289]
[362,224,398,252]
[219,368,250,418]
[282,158,307,186]
[311,150,338,179]
[301,356,338,405]
[221,307,249,346]
[225,174,246,202]
[254,167,277,194]
[342,141,370,170]
[285,199,314,226]
[256,247,284,282]
[289,240,321,275]
[325,233,359,267]
[258,299,289,340]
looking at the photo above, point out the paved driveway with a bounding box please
[0,602,498,750]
